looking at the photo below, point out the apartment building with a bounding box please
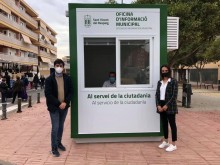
[62,56,70,75]
[35,18,57,76]
[0,0,57,78]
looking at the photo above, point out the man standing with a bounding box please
[45,59,73,157]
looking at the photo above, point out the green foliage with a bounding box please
[204,38,220,62]
[135,0,220,67]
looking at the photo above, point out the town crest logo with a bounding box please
[84,15,92,28]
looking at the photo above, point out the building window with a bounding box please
[120,40,150,85]
[83,38,151,88]
[20,5,24,11]
[11,15,17,22]
[84,38,116,88]
[3,30,7,35]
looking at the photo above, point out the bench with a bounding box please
[203,81,214,89]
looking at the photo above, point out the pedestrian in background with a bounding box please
[45,59,73,157]
[155,64,178,152]
[21,75,28,101]
[11,76,23,110]
[4,72,10,88]
[33,74,39,90]
[40,75,45,89]
[21,75,29,90]
[0,78,8,103]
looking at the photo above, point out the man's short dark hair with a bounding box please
[54,59,65,67]
[109,71,116,77]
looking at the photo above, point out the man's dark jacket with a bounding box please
[44,73,73,112]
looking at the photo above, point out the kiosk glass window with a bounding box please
[120,40,150,85]
[84,38,116,88]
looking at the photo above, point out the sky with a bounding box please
[25,0,134,59]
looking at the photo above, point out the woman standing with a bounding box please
[155,65,178,152]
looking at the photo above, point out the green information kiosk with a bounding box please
[69,3,167,143]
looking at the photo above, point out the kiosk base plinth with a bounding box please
[74,136,162,143]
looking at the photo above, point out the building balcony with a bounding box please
[37,40,57,52]
[39,27,57,43]
[0,14,38,40]
[0,33,38,54]
[48,33,57,44]
[1,0,38,28]
[39,50,56,58]
[0,52,38,65]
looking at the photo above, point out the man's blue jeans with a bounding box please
[49,108,68,150]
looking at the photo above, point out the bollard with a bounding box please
[182,83,187,107]
[28,95,32,108]
[182,83,192,108]
[17,98,22,113]
[37,93,40,103]
[1,103,7,120]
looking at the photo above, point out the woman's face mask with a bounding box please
[161,67,169,78]
[161,72,169,78]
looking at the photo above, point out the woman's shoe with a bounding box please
[165,144,177,152]
[158,141,170,149]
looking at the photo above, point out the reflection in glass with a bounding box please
[120,40,150,85]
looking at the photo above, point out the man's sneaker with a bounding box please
[58,143,66,151]
[158,141,170,149]
[165,144,177,152]
[51,149,60,157]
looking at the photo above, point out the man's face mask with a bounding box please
[55,67,63,74]
[55,64,64,74]
[109,77,116,84]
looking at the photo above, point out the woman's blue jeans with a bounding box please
[49,108,68,150]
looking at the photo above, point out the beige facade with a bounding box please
[0,0,57,77]
[62,56,70,74]
[35,18,57,76]
[187,62,220,81]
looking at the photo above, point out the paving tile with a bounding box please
[124,152,146,163]
[106,162,127,165]
[65,162,87,165]
[86,151,106,162]
[106,152,124,162]
[127,163,149,165]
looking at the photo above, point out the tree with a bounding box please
[135,0,220,68]
[134,0,220,85]
[204,38,220,62]
[169,1,220,67]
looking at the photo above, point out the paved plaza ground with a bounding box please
[0,86,220,165]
